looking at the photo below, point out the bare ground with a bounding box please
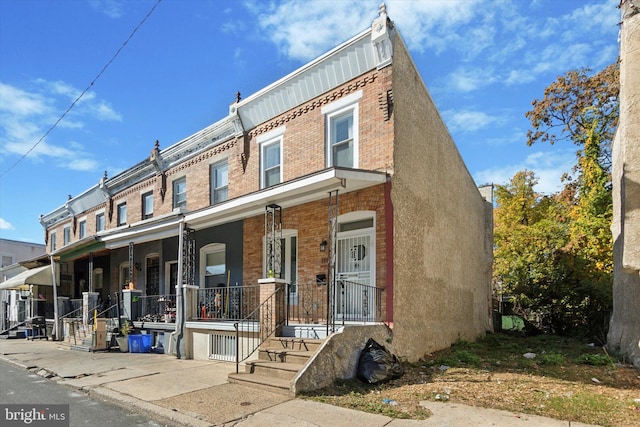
[302,334,640,427]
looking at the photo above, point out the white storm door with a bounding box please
[335,230,374,320]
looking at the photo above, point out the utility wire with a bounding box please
[0,0,162,179]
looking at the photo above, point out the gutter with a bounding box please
[169,218,185,359]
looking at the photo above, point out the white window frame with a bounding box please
[322,90,361,168]
[63,225,71,246]
[95,210,105,232]
[210,160,229,205]
[173,177,187,209]
[257,126,285,189]
[200,243,226,287]
[117,202,127,226]
[50,231,56,252]
[78,217,87,239]
[142,191,154,219]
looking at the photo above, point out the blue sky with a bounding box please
[0,0,620,244]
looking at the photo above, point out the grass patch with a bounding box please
[577,352,614,366]
[302,333,640,426]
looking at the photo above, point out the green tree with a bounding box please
[493,171,570,332]
[493,169,611,338]
[494,64,618,339]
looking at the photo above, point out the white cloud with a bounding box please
[247,0,618,94]
[0,83,51,116]
[449,67,497,92]
[0,218,14,230]
[443,109,502,133]
[0,81,121,173]
[92,101,122,122]
[255,0,373,61]
[88,0,125,19]
[474,149,576,194]
[66,158,100,172]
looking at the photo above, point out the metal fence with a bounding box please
[137,294,177,322]
[288,279,384,325]
[191,284,261,321]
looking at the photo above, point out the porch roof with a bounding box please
[0,265,54,290]
[101,212,185,249]
[96,168,386,248]
[51,236,106,262]
[186,167,388,230]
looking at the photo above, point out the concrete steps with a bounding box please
[228,337,324,397]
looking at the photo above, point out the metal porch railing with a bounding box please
[191,285,261,321]
[233,283,286,373]
[231,280,384,373]
[137,294,177,322]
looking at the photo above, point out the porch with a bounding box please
[117,279,385,361]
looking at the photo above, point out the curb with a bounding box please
[0,354,211,427]
[90,386,213,427]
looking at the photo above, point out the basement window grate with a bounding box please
[209,332,236,361]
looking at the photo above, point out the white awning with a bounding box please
[0,265,54,290]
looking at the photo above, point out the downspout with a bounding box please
[50,256,59,340]
[169,217,185,358]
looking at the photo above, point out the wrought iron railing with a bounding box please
[137,294,177,322]
[234,283,287,373]
[191,285,261,321]
[288,279,384,326]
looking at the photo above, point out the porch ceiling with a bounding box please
[185,168,387,231]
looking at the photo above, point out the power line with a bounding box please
[0,0,162,179]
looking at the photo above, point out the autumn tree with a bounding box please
[525,62,619,172]
[494,64,618,339]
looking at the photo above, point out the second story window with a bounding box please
[142,191,154,219]
[257,126,285,189]
[117,202,127,226]
[78,219,87,239]
[329,111,354,167]
[173,177,187,209]
[96,212,105,232]
[210,160,228,205]
[50,232,56,252]
[262,140,281,188]
[322,90,361,168]
[63,225,71,246]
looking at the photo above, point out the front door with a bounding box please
[335,228,375,321]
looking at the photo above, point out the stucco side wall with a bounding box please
[390,37,493,362]
[293,324,393,394]
[608,1,640,368]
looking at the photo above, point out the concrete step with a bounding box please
[227,372,293,397]
[245,360,302,380]
[259,348,315,364]
[264,337,324,352]
[228,336,325,396]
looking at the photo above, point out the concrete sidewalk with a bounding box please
[0,339,596,426]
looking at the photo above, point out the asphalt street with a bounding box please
[0,359,171,427]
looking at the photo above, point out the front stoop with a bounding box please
[227,337,324,397]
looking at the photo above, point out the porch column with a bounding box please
[122,289,142,321]
[82,292,99,325]
[258,278,287,340]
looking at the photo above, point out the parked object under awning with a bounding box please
[0,265,53,290]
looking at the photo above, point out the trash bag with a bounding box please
[357,338,403,384]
